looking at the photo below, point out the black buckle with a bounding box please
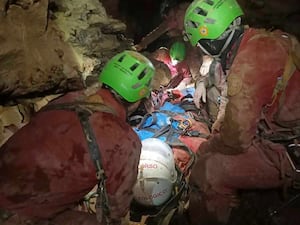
[286,143,300,189]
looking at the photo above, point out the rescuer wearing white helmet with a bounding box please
[133,138,177,207]
[130,138,189,225]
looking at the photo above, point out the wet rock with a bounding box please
[0,0,133,104]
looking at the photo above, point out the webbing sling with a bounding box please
[268,35,300,107]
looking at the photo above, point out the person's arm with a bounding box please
[199,32,286,155]
[193,56,213,107]
[211,61,228,133]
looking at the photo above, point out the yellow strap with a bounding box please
[85,94,104,104]
[270,36,300,106]
[290,35,300,70]
[160,208,177,225]
[271,54,296,103]
[128,215,149,225]
[291,48,300,70]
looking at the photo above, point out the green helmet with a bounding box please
[169,42,186,62]
[99,50,155,102]
[184,0,244,46]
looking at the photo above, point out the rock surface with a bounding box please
[0,0,132,104]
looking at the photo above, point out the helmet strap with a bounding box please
[127,100,142,116]
[197,17,243,58]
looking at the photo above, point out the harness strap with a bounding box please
[41,101,115,224]
[267,34,300,108]
[137,112,158,130]
[258,111,300,142]
[40,101,116,115]
[260,34,300,142]
[167,141,196,174]
[77,110,104,174]
[268,54,296,107]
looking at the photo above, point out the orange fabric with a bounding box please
[0,89,141,221]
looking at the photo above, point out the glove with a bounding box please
[200,55,214,77]
[193,81,206,108]
[211,119,222,134]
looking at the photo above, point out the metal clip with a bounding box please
[178,119,192,131]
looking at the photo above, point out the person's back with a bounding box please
[0,50,155,224]
[221,27,300,150]
[0,88,138,217]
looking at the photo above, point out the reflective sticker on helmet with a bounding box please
[199,26,208,36]
[138,88,147,97]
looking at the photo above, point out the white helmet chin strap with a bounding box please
[197,17,242,58]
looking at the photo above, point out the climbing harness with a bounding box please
[259,33,300,191]
[41,101,116,224]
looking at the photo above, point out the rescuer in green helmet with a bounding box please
[0,50,156,225]
[183,1,300,225]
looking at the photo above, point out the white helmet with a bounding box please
[133,138,177,207]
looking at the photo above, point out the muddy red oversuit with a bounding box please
[188,28,300,224]
[0,88,142,225]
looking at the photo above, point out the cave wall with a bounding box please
[102,0,300,50]
[0,0,299,149]
[0,0,299,104]
[238,0,300,38]
[0,0,133,104]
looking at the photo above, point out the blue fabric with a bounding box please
[134,87,196,141]
[134,102,186,141]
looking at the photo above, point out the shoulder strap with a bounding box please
[290,35,300,69]
[269,35,300,107]
[41,99,115,223]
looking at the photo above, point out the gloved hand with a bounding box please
[193,80,206,108]
[200,55,214,76]
[211,119,222,134]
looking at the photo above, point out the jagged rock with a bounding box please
[238,0,300,38]
[0,0,83,103]
[0,0,133,104]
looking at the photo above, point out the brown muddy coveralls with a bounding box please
[0,88,141,224]
[188,28,300,224]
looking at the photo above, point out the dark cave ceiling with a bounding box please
[102,0,300,49]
